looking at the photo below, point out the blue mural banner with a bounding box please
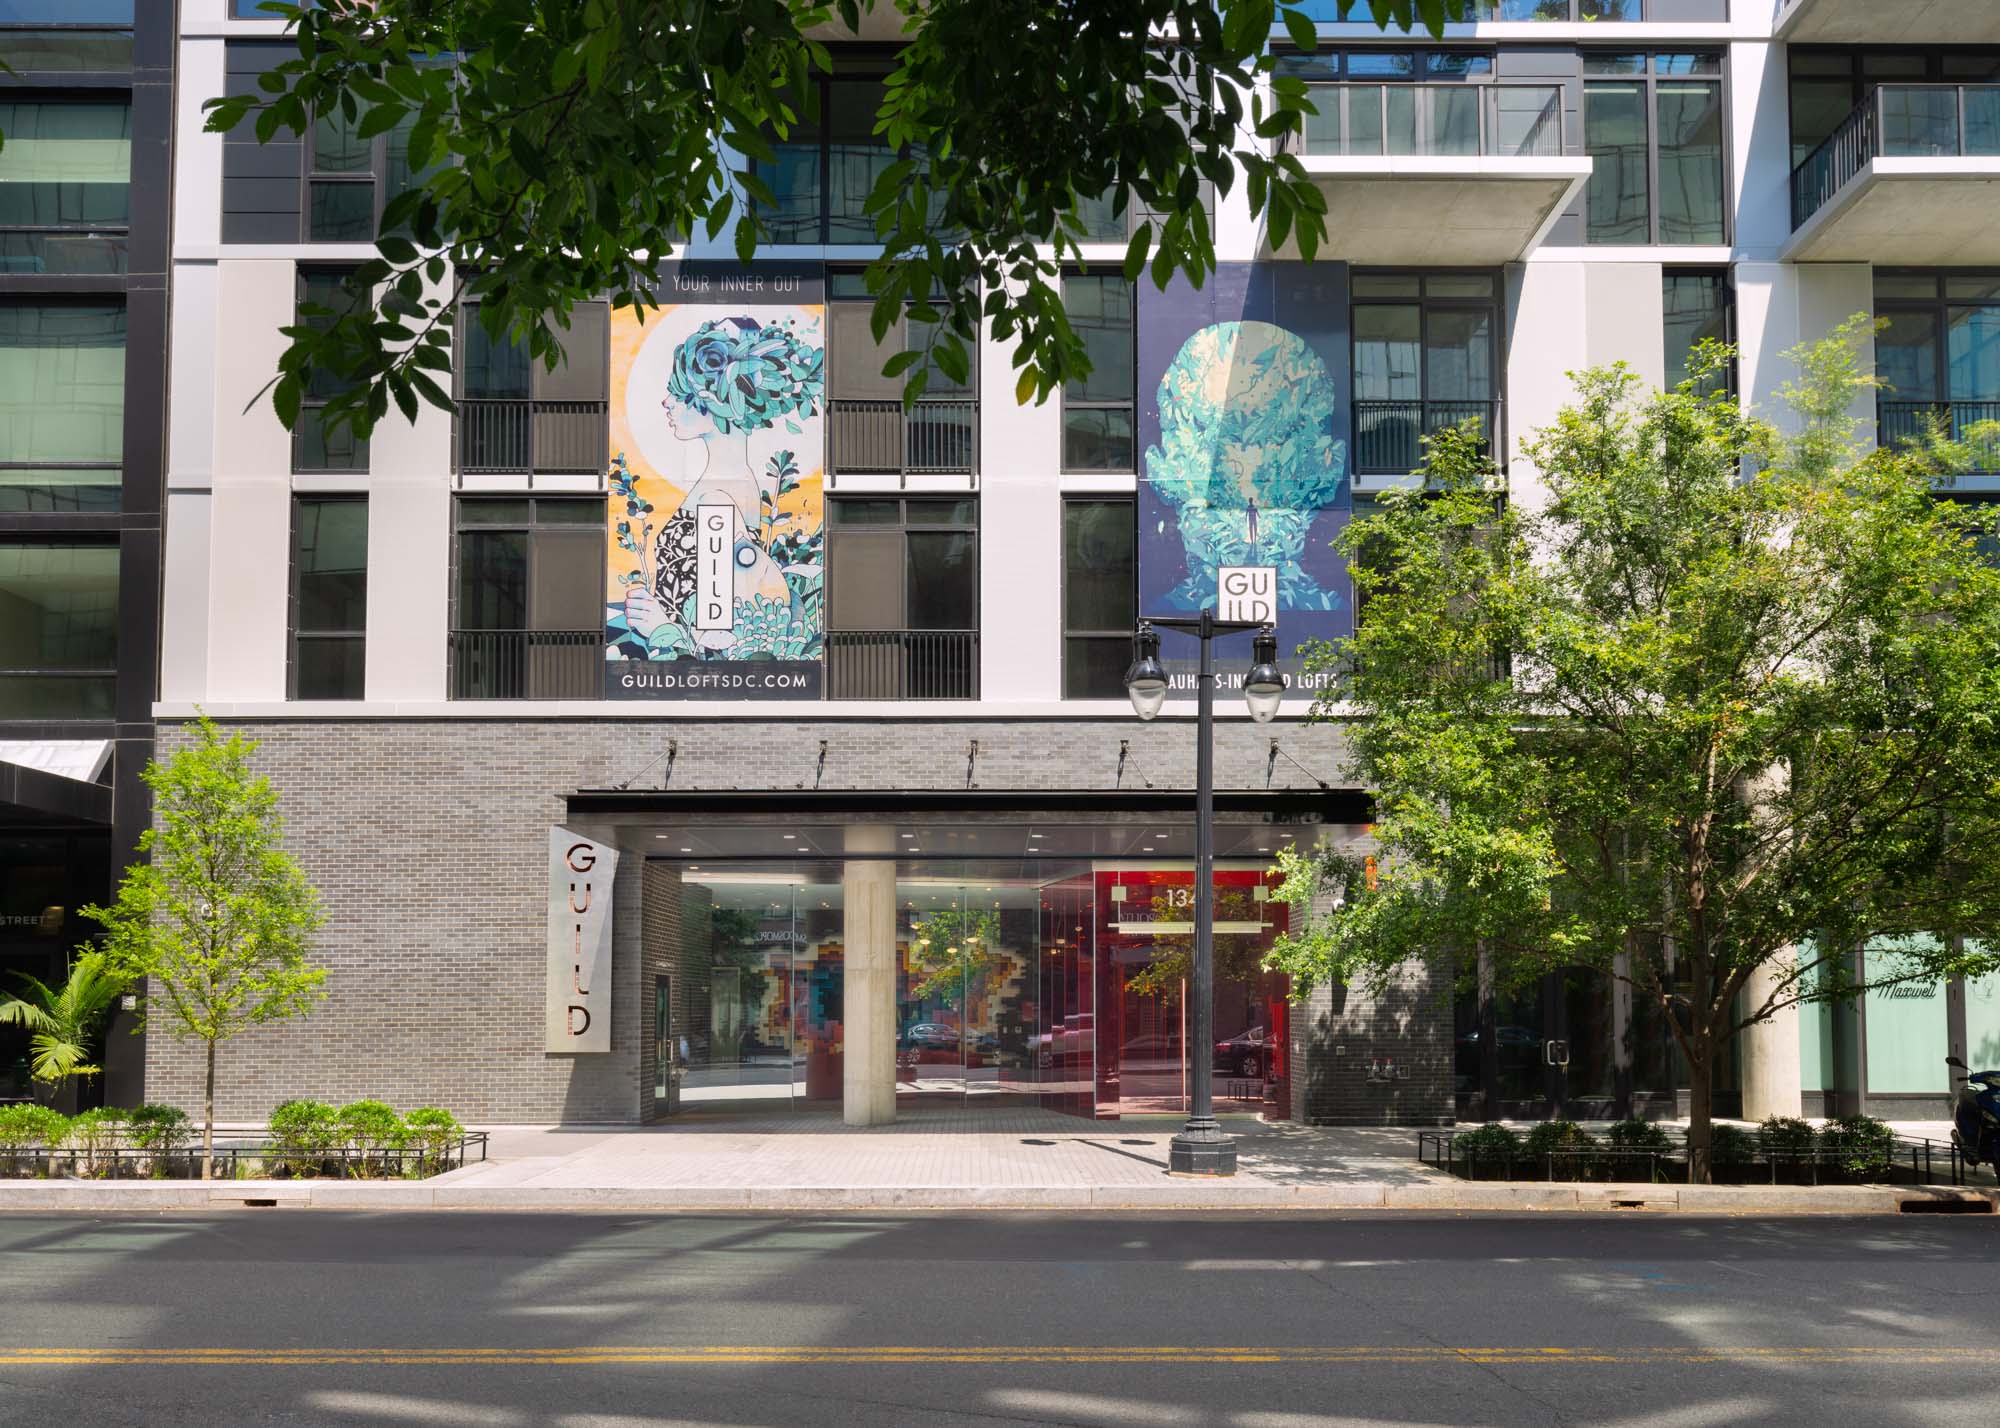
[1137,262,1353,698]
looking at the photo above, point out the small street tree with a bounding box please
[1269,326,2000,1182]
[87,718,327,1179]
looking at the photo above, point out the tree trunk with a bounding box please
[202,1040,215,1182]
[1686,1041,1713,1186]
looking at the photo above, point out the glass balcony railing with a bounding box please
[1791,84,2000,229]
[1282,84,1563,159]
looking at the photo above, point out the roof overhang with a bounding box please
[1267,156,1592,265]
[1784,159,2000,264]
[1775,0,2000,45]
[0,741,112,827]
[569,787,1367,819]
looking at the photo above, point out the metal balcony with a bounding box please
[827,399,978,480]
[1787,85,2000,263]
[449,629,599,700]
[1354,399,1500,479]
[826,629,979,700]
[1879,399,2000,470]
[1271,84,1590,264]
[455,399,608,476]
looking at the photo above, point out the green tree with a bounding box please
[202,0,1474,436]
[1269,326,2000,1182]
[0,951,128,1091]
[86,718,328,1180]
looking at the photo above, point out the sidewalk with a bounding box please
[0,1108,1991,1214]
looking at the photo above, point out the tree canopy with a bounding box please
[1268,327,2000,1178]
[204,0,1474,437]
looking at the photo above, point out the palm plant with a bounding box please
[0,951,127,1088]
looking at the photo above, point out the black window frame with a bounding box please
[292,265,369,474]
[1582,50,1730,248]
[1060,271,1138,475]
[0,93,134,277]
[450,494,608,632]
[1060,496,1137,700]
[0,296,127,513]
[825,495,980,633]
[0,9,134,79]
[1662,266,1735,396]
[1349,268,1503,477]
[1873,270,2000,465]
[287,494,368,701]
[303,101,422,245]
[750,65,902,246]
[1787,48,2000,170]
[0,535,119,720]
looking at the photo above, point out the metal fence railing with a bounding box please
[828,398,977,478]
[450,629,600,700]
[1354,398,1498,475]
[1417,1128,1990,1187]
[0,1131,488,1182]
[1879,398,2000,465]
[826,629,979,699]
[1792,83,2000,228]
[456,399,608,475]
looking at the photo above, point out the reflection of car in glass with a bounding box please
[1034,1013,1094,1068]
[901,1022,960,1052]
[1212,1026,1269,1079]
[1453,1027,1541,1052]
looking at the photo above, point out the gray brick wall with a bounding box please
[139,715,1448,1124]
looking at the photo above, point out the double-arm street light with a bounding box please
[1125,611,1287,1176]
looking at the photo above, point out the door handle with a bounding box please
[1545,1039,1570,1068]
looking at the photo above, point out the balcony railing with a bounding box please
[456,399,608,475]
[1792,84,2000,229]
[1354,399,1499,476]
[826,630,979,700]
[827,398,977,479]
[1879,399,2000,468]
[1282,84,1563,159]
[449,629,599,700]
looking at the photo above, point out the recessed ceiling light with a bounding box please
[901,833,915,840]
[679,846,692,853]
[783,834,795,840]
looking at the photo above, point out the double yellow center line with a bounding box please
[0,1346,1983,1367]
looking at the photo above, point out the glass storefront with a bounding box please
[667,854,1291,1119]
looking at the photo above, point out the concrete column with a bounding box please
[1740,959,1804,1121]
[842,827,898,1126]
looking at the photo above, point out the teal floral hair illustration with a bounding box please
[1144,320,1347,612]
[665,314,825,435]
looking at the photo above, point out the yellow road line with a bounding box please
[0,1347,1985,1367]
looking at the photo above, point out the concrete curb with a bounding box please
[0,1179,1991,1215]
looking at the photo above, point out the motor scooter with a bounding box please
[1946,1055,2000,1167]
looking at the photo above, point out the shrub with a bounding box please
[66,1108,128,1177]
[1757,1116,1819,1159]
[1524,1120,1596,1157]
[336,1100,405,1178]
[400,1107,463,1176]
[127,1104,191,1178]
[1820,1114,1895,1179]
[0,1103,67,1160]
[1605,1117,1674,1153]
[267,1098,339,1177]
[1708,1122,1757,1167]
[1453,1123,1523,1163]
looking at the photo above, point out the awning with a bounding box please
[0,740,113,825]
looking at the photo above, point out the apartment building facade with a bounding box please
[0,0,171,1108]
[120,0,2000,1126]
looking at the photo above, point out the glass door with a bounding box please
[898,885,968,1101]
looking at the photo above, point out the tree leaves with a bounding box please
[197,0,1476,431]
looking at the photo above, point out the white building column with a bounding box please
[842,825,898,1126]
[1740,960,1803,1121]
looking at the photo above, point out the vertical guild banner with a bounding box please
[547,828,619,1054]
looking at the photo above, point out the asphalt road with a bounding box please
[0,1210,1994,1427]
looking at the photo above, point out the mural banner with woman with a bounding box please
[1138,263,1353,698]
[604,263,827,699]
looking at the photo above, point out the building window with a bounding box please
[0,4,134,76]
[826,273,977,476]
[0,99,132,275]
[0,540,117,719]
[451,498,604,699]
[0,301,124,512]
[1875,272,2000,462]
[1351,271,1499,477]
[289,498,367,700]
[455,302,609,476]
[306,104,424,243]
[1663,270,1732,394]
[1061,275,1136,473]
[1584,53,1726,246]
[1289,0,1666,16]
[1788,50,2000,170]
[826,497,978,699]
[293,267,369,473]
[1062,499,1136,699]
[1274,50,1561,160]
[750,72,897,244]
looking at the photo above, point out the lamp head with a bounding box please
[1124,622,1168,721]
[1244,625,1287,724]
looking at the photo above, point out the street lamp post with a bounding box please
[1125,611,1287,1176]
